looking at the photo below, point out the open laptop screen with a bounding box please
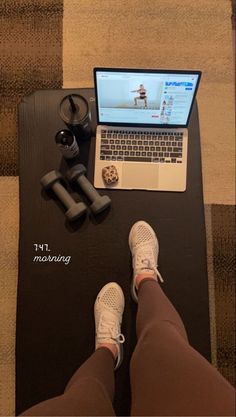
[94,68,201,127]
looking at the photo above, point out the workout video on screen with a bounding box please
[98,79,163,110]
[96,71,199,125]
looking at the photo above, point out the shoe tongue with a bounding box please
[136,249,155,267]
[140,258,152,268]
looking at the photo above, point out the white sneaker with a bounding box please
[94,282,125,370]
[129,220,163,302]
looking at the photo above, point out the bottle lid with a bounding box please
[59,94,89,125]
[55,129,74,146]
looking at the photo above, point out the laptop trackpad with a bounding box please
[122,164,159,190]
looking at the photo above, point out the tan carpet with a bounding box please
[63,0,235,205]
[0,178,19,416]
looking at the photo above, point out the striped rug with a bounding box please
[0,1,235,415]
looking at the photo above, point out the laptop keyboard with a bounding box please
[100,130,183,163]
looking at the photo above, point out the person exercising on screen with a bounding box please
[131,84,148,107]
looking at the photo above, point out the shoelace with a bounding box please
[112,333,125,344]
[135,250,164,283]
[97,314,125,370]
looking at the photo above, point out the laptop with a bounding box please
[93,67,201,192]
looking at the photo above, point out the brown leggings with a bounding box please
[21,279,235,416]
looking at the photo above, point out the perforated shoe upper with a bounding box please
[129,221,163,301]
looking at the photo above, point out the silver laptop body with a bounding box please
[93,68,201,192]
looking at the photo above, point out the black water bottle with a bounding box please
[59,94,92,141]
[55,129,80,159]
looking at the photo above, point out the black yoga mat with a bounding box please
[17,88,211,416]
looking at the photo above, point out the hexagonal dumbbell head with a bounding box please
[40,170,63,189]
[90,195,111,215]
[65,202,87,221]
[67,164,87,182]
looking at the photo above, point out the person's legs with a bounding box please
[129,221,235,416]
[131,279,235,416]
[21,347,116,416]
[21,282,125,416]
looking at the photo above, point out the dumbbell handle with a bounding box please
[76,175,99,202]
[52,181,75,208]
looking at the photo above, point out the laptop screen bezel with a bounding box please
[93,67,201,128]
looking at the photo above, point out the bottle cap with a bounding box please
[59,94,89,125]
[55,129,74,146]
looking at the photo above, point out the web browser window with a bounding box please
[95,70,200,126]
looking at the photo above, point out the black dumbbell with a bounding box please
[67,164,111,214]
[40,170,87,221]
